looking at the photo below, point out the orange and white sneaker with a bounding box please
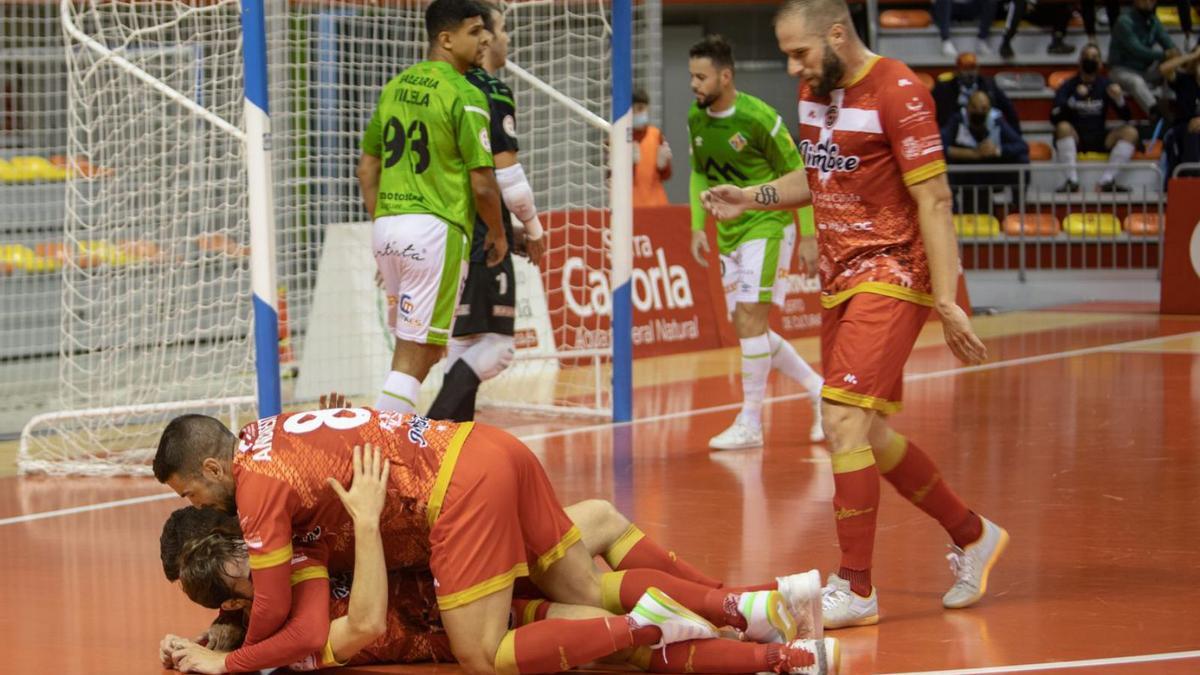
[771,638,841,674]
[943,516,1010,609]
[820,574,879,629]
[777,569,823,639]
[739,590,798,643]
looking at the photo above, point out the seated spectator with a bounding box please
[942,90,1029,211]
[1161,47,1200,172]
[935,0,1000,58]
[999,0,1076,60]
[1108,0,1177,116]
[933,52,1022,131]
[1051,44,1140,192]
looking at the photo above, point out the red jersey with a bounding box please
[233,407,474,646]
[225,548,331,672]
[797,55,944,309]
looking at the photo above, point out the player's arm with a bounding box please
[700,166,811,222]
[222,575,332,672]
[357,104,384,219]
[458,89,507,267]
[488,82,545,260]
[238,475,302,646]
[686,116,713,265]
[323,445,390,664]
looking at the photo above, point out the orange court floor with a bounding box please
[1,304,1199,674]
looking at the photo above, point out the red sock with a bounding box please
[643,640,784,673]
[604,569,745,630]
[509,598,551,626]
[504,616,658,674]
[605,525,724,588]
[831,445,880,596]
[878,436,982,548]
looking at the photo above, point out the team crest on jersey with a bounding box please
[503,114,516,138]
[479,128,492,153]
[728,132,747,152]
[824,105,839,129]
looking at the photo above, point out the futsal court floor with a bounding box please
[2,303,1198,674]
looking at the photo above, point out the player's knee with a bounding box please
[821,402,870,449]
[732,303,769,338]
[454,648,498,675]
[1118,125,1139,143]
[1054,122,1075,139]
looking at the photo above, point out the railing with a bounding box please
[945,162,1165,281]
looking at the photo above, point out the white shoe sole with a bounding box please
[944,525,1010,609]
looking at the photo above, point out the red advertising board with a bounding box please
[1162,178,1200,315]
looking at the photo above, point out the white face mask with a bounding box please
[632,112,650,129]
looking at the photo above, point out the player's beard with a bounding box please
[695,90,720,109]
[813,40,845,98]
[213,480,236,514]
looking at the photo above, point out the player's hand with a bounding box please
[1106,82,1124,101]
[485,229,508,268]
[977,139,999,158]
[171,642,228,674]
[938,304,988,364]
[657,141,673,170]
[160,634,189,667]
[690,229,710,267]
[798,237,819,276]
[702,184,751,222]
[319,391,353,410]
[524,234,546,264]
[327,444,390,528]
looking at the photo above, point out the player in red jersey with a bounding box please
[154,408,835,673]
[702,0,1008,630]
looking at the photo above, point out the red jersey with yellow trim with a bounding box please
[797,55,944,308]
[233,407,473,645]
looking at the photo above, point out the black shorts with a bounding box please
[1078,132,1110,154]
[452,257,516,337]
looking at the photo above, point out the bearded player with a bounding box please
[702,0,1007,629]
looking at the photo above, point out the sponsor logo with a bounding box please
[298,526,322,544]
[406,414,431,448]
[798,138,861,173]
[502,114,516,138]
[728,132,748,151]
[399,294,415,316]
[702,157,748,183]
[563,233,695,318]
[835,506,875,520]
[898,78,913,87]
[900,134,943,160]
[693,135,704,147]
[842,373,859,385]
[904,97,924,112]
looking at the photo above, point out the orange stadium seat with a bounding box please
[1135,140,1163,160]
[1063,213,1120,236]
[197,233,250,258]
[1003,213,1060,236]
[1047,70,1076,91]
[954,214,1001,237]
[1124,212,1162,235]
[917,71,935,89]
[1028,141,1053,161]
[880,9,931,28]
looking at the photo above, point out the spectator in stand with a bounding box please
[1108,0,1178,117]
[632,87,673,207]
[934,52,1022,131]
[998,0,1076,59]
[935,0,1000,58]
[1051,44,1140,192]
[1161,46,1200,171]
[1082,0,1121,46]
[942,90,1029,211]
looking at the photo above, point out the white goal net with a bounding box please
[14,0,657,475]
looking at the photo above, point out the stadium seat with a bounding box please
[1047,70,1075,91]
[1063,213,1120,236]
[49,155,112,178]
[79,240,128,267]
[7,156,68,181]
[1156,6,1199,28]
[1135,140,1163,160]
[917,71,935,89]
[0,159,21,182]
[118,240,167,264]
[880,9,931,28]
[1003,213,1060,236]
[995,71,1046,92]
[1028,141,1053,161]
[1124,212,1162,235]
[197,233,250,258]
[2,244,60,273]
[954,214,1001,237]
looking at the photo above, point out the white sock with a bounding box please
[1102,139,1135,184]
[460,333,515,382]
[767,330,823,400]
[376,370,421,413]
[1056,136,1078,183]
[739,333,771,428]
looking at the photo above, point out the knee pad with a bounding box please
[445,334,482,369]
[461,333,515,381]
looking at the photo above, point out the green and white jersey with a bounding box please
[688,92,806,254]
[361,60,494,240]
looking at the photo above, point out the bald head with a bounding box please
[775,0,855,36]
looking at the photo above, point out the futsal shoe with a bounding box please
[777,569,823,639]
[629,587,720,648]
[709,416,763,450]
[809,401,825,443]
[942,516,1010,609]
[739,590,798,643]
[773,638,841,674]
[820,574,879,629]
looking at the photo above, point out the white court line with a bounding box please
[882,649,1200,674]
[4,329,1199,525]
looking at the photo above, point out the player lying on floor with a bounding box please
[158,449,838,673]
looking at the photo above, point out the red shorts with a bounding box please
[428,424,580,611]
[820,292,930,414]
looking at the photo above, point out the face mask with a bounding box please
[968,111,989,127]
[1081,58,1100,75]
[632,113,649,129]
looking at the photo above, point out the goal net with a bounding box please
[17,0,654,475]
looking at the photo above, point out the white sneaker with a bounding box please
[777,569,823,639]
[629,587,720,648]
[776,638,841,674]
[975,38,994,56]
[821,574,879,629]
[943,516,1010,609]
[738,589,797,644]
[709,417,763,450]
[941,40,958,58]
[808,401,825,443]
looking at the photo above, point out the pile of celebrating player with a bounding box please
[154,0,1009,672]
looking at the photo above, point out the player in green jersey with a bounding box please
[687,35,825,450]
[357,0,508,414]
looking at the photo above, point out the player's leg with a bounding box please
[1099,124,1138,191]
[764,224,824,442]
[374,214,468,412]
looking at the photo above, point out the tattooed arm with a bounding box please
[700,167,811,222]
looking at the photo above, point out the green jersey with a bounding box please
[361,60,494,239]
[688,92,808,254]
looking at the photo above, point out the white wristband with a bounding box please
[495,163,539,224]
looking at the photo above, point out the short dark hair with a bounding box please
[178,530,247,609]
[689,34,735,72]
[633,88,650,105]
[160,506,241,582]
[425,0,488,43]
[153,414,236,483]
